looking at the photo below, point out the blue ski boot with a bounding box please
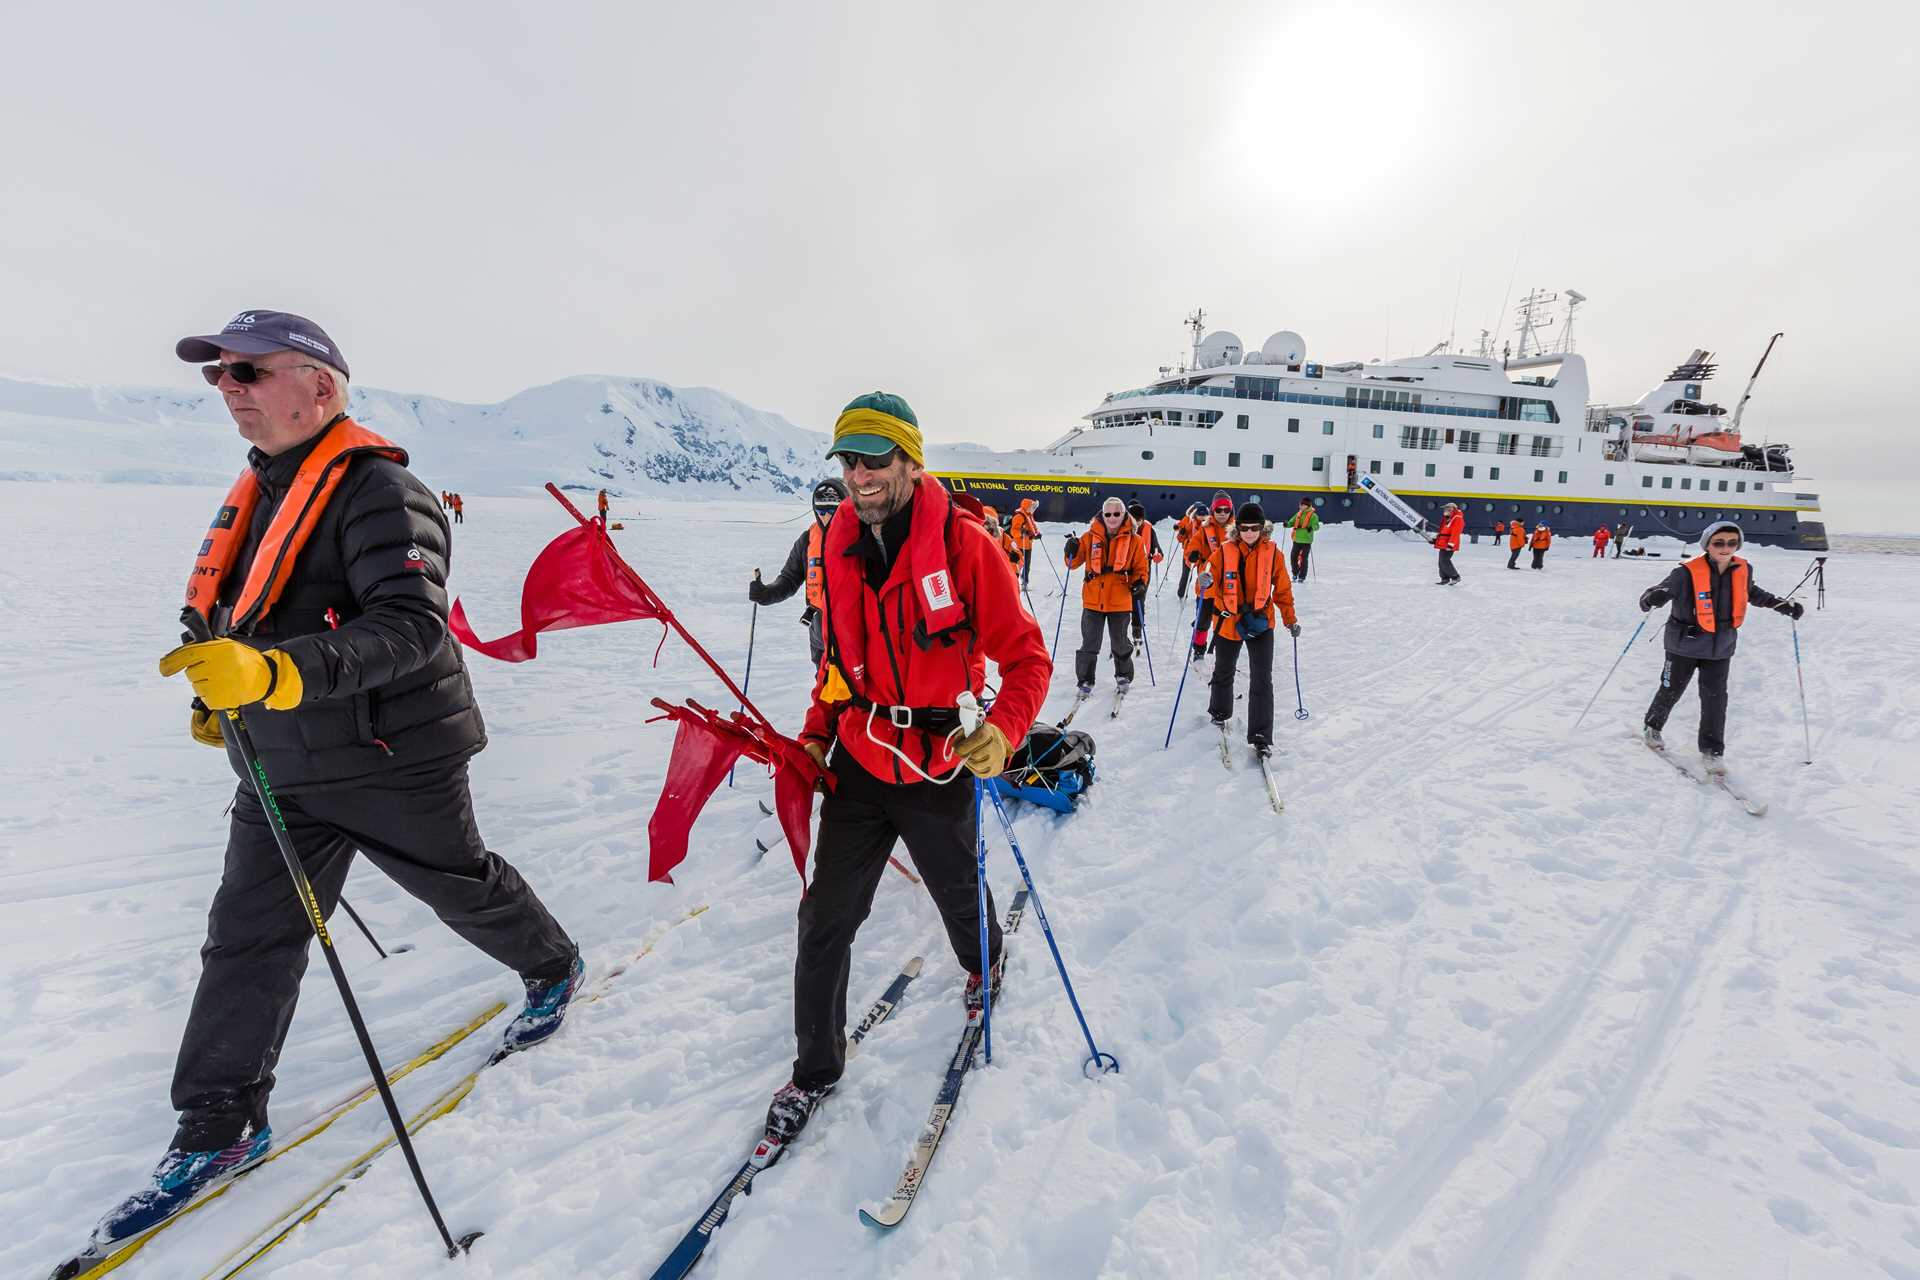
[90,1126,272,1247]
[496,952,585,1059]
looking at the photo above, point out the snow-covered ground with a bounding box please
[3,481,1916,1280]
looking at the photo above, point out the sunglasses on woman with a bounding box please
[1707,538,1740,548]
[202,360,323,386]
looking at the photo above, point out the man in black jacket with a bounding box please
[748,478,847,667]
[88,312,581,1250]
[1638,519,1802,773]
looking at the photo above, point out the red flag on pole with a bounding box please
[450,521,667,663]
[644,700,825,886]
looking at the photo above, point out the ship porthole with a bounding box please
[1341,498,1352,507]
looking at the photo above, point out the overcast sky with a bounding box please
[4,0,1914,529]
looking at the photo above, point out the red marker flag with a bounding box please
[449,520,667,663]
[644,699,826,886]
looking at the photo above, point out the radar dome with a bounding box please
[1261,331,1306,368]
[1196,330,1243,368]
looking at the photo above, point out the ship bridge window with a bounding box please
[1167,410,1182,425]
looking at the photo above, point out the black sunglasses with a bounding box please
[835,448,903,471]
[1707,538,1740,548]
[201,360,322,386]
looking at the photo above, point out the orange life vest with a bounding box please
[1530,527,1552,549]
[1685,554,1748,632]
[1009,502,1038,551]
[1215,537,1280,616]
[805,520,826,611]
[185,417,408,635]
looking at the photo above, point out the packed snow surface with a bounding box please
[2,482,1915,1280]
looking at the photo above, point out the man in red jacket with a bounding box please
[1431,501,1465,585]
[766,392,1051,1150]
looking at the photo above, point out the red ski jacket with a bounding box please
[803,476,1051,784]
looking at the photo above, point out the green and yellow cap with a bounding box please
[829,391,923,466]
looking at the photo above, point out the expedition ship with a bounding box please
[927,294,1826,550]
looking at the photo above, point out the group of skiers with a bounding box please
[60,305,1816,1276]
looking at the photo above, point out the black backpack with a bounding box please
[992,726,1096,812]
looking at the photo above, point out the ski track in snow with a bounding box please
[2,482,1917,1280]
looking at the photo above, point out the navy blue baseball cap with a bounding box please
[175,310,349,380]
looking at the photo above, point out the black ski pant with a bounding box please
[1290,543,1311,580]
[1191,598,1218,655]
[1530,547,1547,569]
[1644,653,1732,755]
[1507,546,1523,569]
[1020,549,1033,587]
[1437,549,1460,583]
[171,760,576,1150]
[1075,607,1135,686]
[1176,559,1192,598]
[1207,626,1276,746]
[793,751,1000,1090]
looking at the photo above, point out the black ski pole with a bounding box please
[728,598,759,788]
[184,615,478,1260]
[336,894,389,960]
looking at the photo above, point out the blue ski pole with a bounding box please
[1291,630,1309,721]
[984,786,1118,1078]
[1571,615,1647,731]
[1163,594,1205,749]
[1792,621,1812,764]
[727,600,758,787]
[973,779,995,1063]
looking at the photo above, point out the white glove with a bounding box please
[1196,570,1213,590]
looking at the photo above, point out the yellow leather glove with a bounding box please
[954,722,1011,779]
[159,639,304,711]
[189,702,227,747]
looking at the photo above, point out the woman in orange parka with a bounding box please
[1196,501,1299,754]
[1063,496,1151,695]
[1529,523,1553,570]
[1007,497,1040,588]
[1506,516,1528,570]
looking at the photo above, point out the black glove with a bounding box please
[1638,587,1666,613]
[748,569,768,604]
[1288,623,1301,637]
[1064,534,1080,561]
[1187,549,1203,565]
[1776,600,1805,620]
[1007,548,1020,565]
[1130,580,1146,601]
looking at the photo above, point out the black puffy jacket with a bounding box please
[207,424,485,792]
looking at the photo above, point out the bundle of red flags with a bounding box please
[450,484,825,886]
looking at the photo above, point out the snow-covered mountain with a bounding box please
[0,372,835,498]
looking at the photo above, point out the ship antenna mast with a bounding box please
[1559,290,1586,353]
[1185,308,1207,370]
[1512,288,1558,359]
[1729,332,1784,435]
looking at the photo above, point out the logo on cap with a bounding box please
[283,332,331,356]
[226,313,258,330]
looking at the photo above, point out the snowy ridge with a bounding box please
[2,488,1916,1279]
[0,372,833,498]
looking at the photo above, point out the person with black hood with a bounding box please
[95,311,581,1254]
[749,478,849,667]
[1126,500,1163,642]
[1638,519,1802,774]
[1195,501,1300,755]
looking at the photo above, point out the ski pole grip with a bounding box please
[183,610,214,644]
